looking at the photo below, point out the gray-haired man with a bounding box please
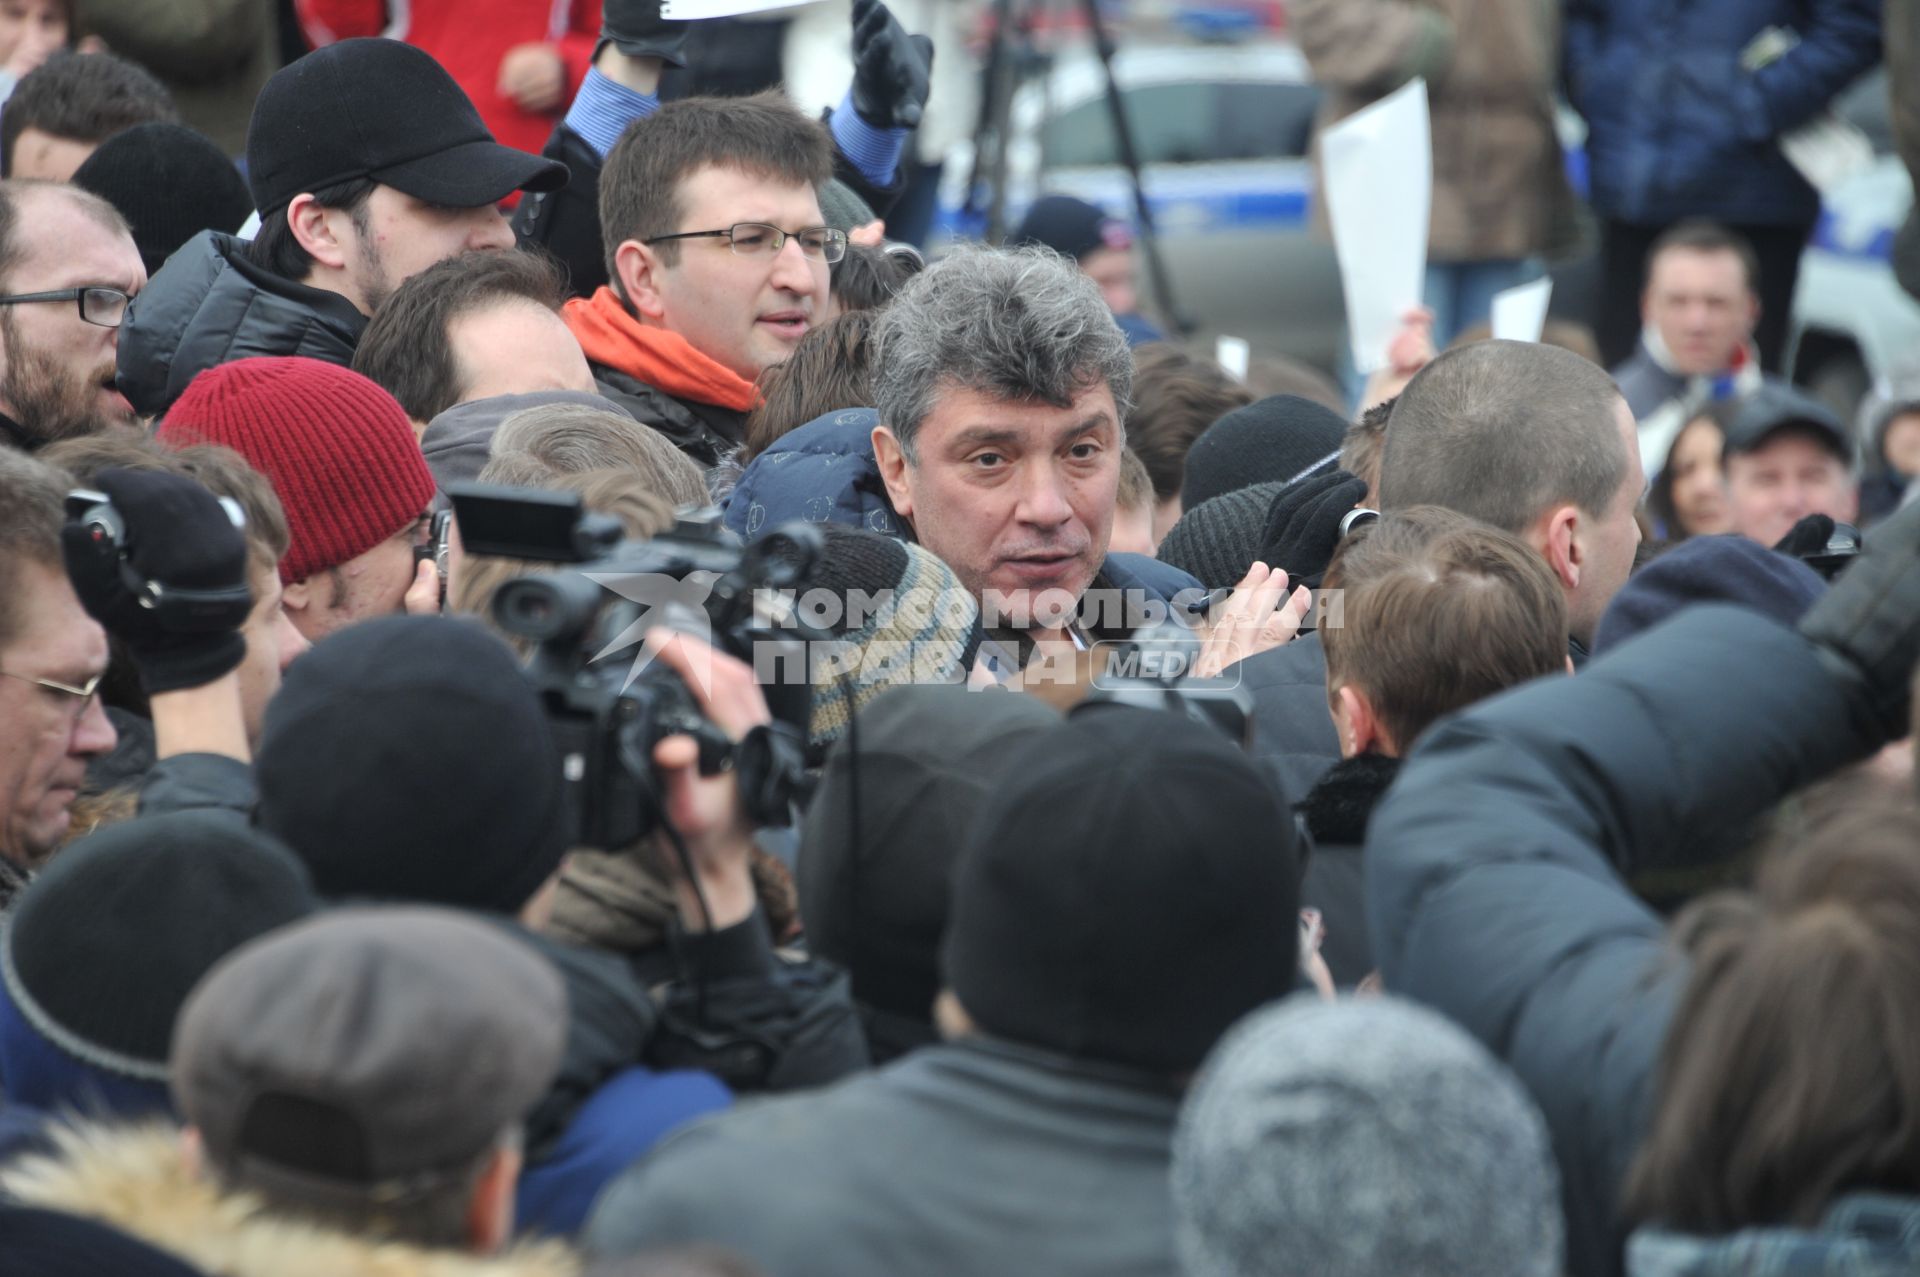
[869,245,1196,666]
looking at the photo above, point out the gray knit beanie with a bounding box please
[1156,479,1286,590]
[1173,995,1564,1277]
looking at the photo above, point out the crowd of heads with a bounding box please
[0,12,1913,1277]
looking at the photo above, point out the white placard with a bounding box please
[1215,335,1251,382]
[661,0,822,20]
[1322,78,1431,374]
[1489,276,1553,344]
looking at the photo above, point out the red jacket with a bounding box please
[296,0,601,156]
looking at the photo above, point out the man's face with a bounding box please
[636,164,829,381]
[1727,429,1858,548]
[9,129,93,181]
[0,559,115,866]
[237,559,308,744]
[875,381,1122,630]
[1080,246,1139,317]
[337,186,517,315]
[447,298,596,405]
[0,0,67,78]
[1881,411,1920,479]
[1569,399,1645,645]
[0,197,144,440]
[284,516,427,643]
[1643,248,1758,377]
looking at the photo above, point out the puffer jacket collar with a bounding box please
[116,231,368,419]
[0,1122,578,1277]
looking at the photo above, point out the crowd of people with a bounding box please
[0,1,1918,1275]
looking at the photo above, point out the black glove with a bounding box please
[850,0,933,130]
[1258,469,1370,590]
[1798,496,1920,744]
[600,0,693,69]
[1773,513,1838,560]
[61,467,252,695]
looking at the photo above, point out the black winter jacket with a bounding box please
[117,231,368,419]
[1366,606,1876,1277]
[590,361,748,471]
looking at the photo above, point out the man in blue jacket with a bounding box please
[1565,0,1881,371]
[1365,473,1920,1275]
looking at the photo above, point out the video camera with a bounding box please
[1077,616,1256,749]
[446,482,827,852]
[63,488,253,632]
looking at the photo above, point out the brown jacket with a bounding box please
[1293,0,1567,262]
[1,1123,580,1277]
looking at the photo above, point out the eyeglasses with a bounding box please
[0,287,132,329]
[0,669,103,723]
[643,223,848,264]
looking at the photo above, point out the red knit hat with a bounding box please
[157,358,437,584]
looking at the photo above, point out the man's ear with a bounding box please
[465,1143,522,1254]
[281,577,314,618]
[1334,683,1396,758]
[287,194,349,273]
[613,239,668,321]
[1534,504,1581,594]
[872,424,915,520]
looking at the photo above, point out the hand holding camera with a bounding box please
[61,467,253,695]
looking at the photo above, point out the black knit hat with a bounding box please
[1156,479,1287,590]
[1011,193,1132,262]
[255,615,570,914]
[1181,394,1348,510]
[800,685,1058,1038]
[246,38,565,217]
[0,812,317,1083]
[943,704,1301,1073]
[70,123,253,277]
[1259,469,1371,590]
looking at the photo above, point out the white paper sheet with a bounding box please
[661,0,821,20]
[1489,276,1553,344]
[1215,335,1251,382]
[1321,78,1431,375]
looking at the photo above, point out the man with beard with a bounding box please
[0,181,144,451]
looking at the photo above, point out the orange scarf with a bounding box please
[564,287,759,414]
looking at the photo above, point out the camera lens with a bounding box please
[494,579,567,641]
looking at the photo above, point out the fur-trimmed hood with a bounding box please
[0,1123,579,1277]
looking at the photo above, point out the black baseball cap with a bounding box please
[1724,383,1851,463]
[245,38,567,218]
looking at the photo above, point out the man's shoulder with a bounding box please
[1238,631,1330,690]
[1097,554,1202,605]
[583,1058,923,1257]
[122,231,365,417]
[590,368,740,466]
[1238,634,1341,800]
[1610,345,1683,420]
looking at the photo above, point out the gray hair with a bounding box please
[871,243,1133,461]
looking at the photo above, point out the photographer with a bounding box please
[60,467,866,1236]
